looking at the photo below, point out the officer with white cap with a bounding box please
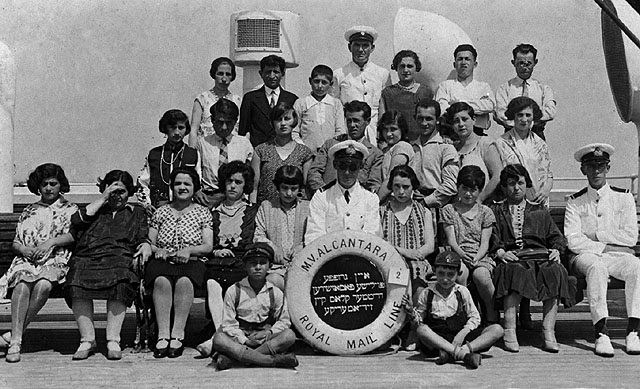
[305,139,381,243]
[331,25,391,142]
[564,142,640,357]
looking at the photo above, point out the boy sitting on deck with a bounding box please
[402,250,503,369]
[212,243,298,370]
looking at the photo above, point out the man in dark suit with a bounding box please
[238,55,298,147]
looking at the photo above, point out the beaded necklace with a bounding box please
[159,143,185,185]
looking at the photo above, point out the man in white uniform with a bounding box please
[331,25,391,143]
[564,143,640,357]
[305,140,381,243]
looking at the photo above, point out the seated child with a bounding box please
[403,251,503,369]
[254,165,310,291]
[137,109,200,212]
[212,243,298,370]
[441,165,498,323]
[293,64,346,152]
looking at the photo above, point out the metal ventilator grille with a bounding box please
[237,19,280,48]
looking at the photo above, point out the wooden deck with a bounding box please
[1,292,639,388]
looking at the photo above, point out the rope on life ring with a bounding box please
[286,231,409,355]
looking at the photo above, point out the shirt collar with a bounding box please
[416,131,444,146]
[337,181,362,195]
[239,277,273,294]
[349,61,370,71]
[588,183,611,199]
[265,86,281,97]
[304,94,335,107]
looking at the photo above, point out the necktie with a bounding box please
[270,91,277,108]
[344,190,350,204]
[521,80,528,97]
[219,138,228,166]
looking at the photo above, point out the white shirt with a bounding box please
[293,94,346,151]
[265,86,281,106]
[196,134,254,191]
[435,78,495,130]
[331,61,391,131]
[305,181,381,244]
[494,77,556,128]
[564,184,638,254]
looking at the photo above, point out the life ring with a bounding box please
[286,231,409,355]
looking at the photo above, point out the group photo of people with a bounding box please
[1,21,639,376]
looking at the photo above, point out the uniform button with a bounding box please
[364,92,368,95]
[346,227,351,230]
[346,213,350,216]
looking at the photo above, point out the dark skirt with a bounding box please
[204,262,247,293]
[66,254,139,306]
[493,260,575,308]
[144,258,206,290]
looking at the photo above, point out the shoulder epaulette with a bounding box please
[569,187,588,200]
[320,180,337,192]
[611,186,630,193]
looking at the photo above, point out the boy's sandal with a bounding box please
[153,338,170,359]
[6,343,21,363]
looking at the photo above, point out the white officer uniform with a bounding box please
[564,143,640,326]
[305,140,381,244]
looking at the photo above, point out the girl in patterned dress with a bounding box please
[188,57,242,147]
[440,165,498,323]
[144,168,213,358]
[0,164,77,363]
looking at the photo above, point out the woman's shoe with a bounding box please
[106,340,122,360]
[153,338,170,359]
[503,329,520,353]
[543,330,559,353]
[167,338,184,358]
[72,340,96,360]
[6,343,21,363]
[0,332,11,349]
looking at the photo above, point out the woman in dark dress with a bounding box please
[491,164,573,354]
[66,170,150,360]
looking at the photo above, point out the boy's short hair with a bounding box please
[391,50,422,72]
[260,55,286,73]
[27,163,71,195]
[242,242,275,263]
[499,163,533,188]
[159,109,191,135]
[434,250,461,270]
[445,101,475,123]
[210,99,239,121]
[209,57,236,81]
[270,102,299,128]
[310,64,333,81]
[415,98,441,119]
[387,165,420,191]
[512,43,537,60]
[505,96,543,121]
[454,44,477,60]
[377,110,409,141]
[344,100,371,121]
[457,165,485,190]
[273,165,304,188]
[170,167,201,194]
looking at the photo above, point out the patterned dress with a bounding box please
[0,197,77,299]
[194,89,242,137]
[144,204,213,288]
[254,140,313,204]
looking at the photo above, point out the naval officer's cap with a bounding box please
[574,143,614,164]
[344,26,378,43]
[328,140,368,161]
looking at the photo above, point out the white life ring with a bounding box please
[286,231,409,355]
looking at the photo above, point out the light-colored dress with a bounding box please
[458,135,492,184]
[381,141,415,180]
[194,89,242,137]
[0,197,78,298]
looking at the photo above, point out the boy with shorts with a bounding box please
[293,65,346,152]
[212,243,298,369]
[403,251,503,369]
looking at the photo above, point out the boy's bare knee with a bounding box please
[207,279,223,294]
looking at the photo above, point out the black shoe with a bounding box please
[167,338,184,358]
[153,338,170,359]
[463,352,482,369]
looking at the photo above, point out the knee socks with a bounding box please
[594,318,609,338]
[626,318,640,334]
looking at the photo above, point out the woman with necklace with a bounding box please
[445,102,502,203]
[250,102,313,204]
[144,168,213,358]
[490,164,572,353]
[188,57,242,147]
[196,161,259,357]
[379,50,434,141]
[137,109,199,213]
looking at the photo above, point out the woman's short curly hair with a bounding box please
[499,163,533,188]
[209,57,236,82]
[505,96,543,121]
[170,167,201,194]
[445,101,475,123]
[218,161,254,196]
[159,109,191,135]
[27,163,71,195]
[391,50,422,72]
[457,165,486,190]
[98,170,135,195]
[377,110,409,141]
